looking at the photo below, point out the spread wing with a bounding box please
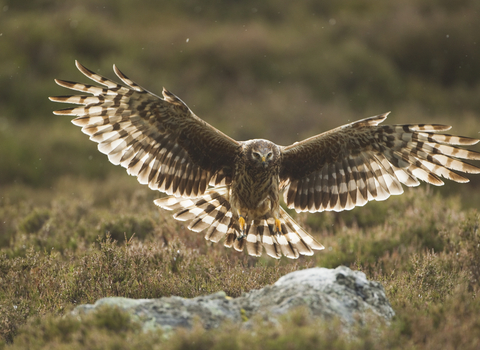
[280,113,480,212]
[50,61,240,197]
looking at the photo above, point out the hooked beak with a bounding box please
[262,156,267,168]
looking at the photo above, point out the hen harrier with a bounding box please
[50,61,480,259]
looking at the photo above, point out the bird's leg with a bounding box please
[237,215,246,240]
[274,217,282,235]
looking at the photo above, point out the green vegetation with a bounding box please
[1,0,480,348]
[2,183,480,348]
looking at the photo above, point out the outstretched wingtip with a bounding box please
[112,63,120,77]
[111,64,145,92]
[378,111,391,120]
[112,63,121,76]
[74,60,83,71]
[353,112,390,127]
[162,87,185,106]
[377,111,391,120]
[75,60,94,77]
[112,64,129,82]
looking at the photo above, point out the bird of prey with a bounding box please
[50,61,480,259]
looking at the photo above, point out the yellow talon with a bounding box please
[274,218,282,234]
[239,216,246,230]
[237,216,246,240]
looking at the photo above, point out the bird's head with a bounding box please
[244,139,280,169]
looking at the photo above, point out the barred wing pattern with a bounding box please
[51,62,479,259]
[154,188,321,259]
[50,62,322,259]
[281,113,480,213]
[50,61,239,198]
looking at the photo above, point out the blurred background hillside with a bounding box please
[1,0,479,198]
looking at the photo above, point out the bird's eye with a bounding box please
[267,152,273,159]
[253,152,261,159]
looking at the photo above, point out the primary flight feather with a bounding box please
[50,61,480,259]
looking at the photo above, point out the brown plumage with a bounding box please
[50,61,480,259]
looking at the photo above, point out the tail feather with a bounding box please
[233,234,246,252]
[246,220,282,259]
[279,210,325,251]
[224,226,237,249]
[205,211,234,243]
[246,222,263,257]
[154,186,324,259]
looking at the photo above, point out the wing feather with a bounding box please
[328,162,339,210]
[50,61,240,197]
[320,163,331,210]
[281,113,480,212]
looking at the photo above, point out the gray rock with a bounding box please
[74,292,241,333]
[73,266,394,332]
[236,266,395,327]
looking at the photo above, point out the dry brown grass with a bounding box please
[1,177,480,348]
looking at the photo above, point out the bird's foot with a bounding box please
[237,215,246,241]
[274,218,282,235]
